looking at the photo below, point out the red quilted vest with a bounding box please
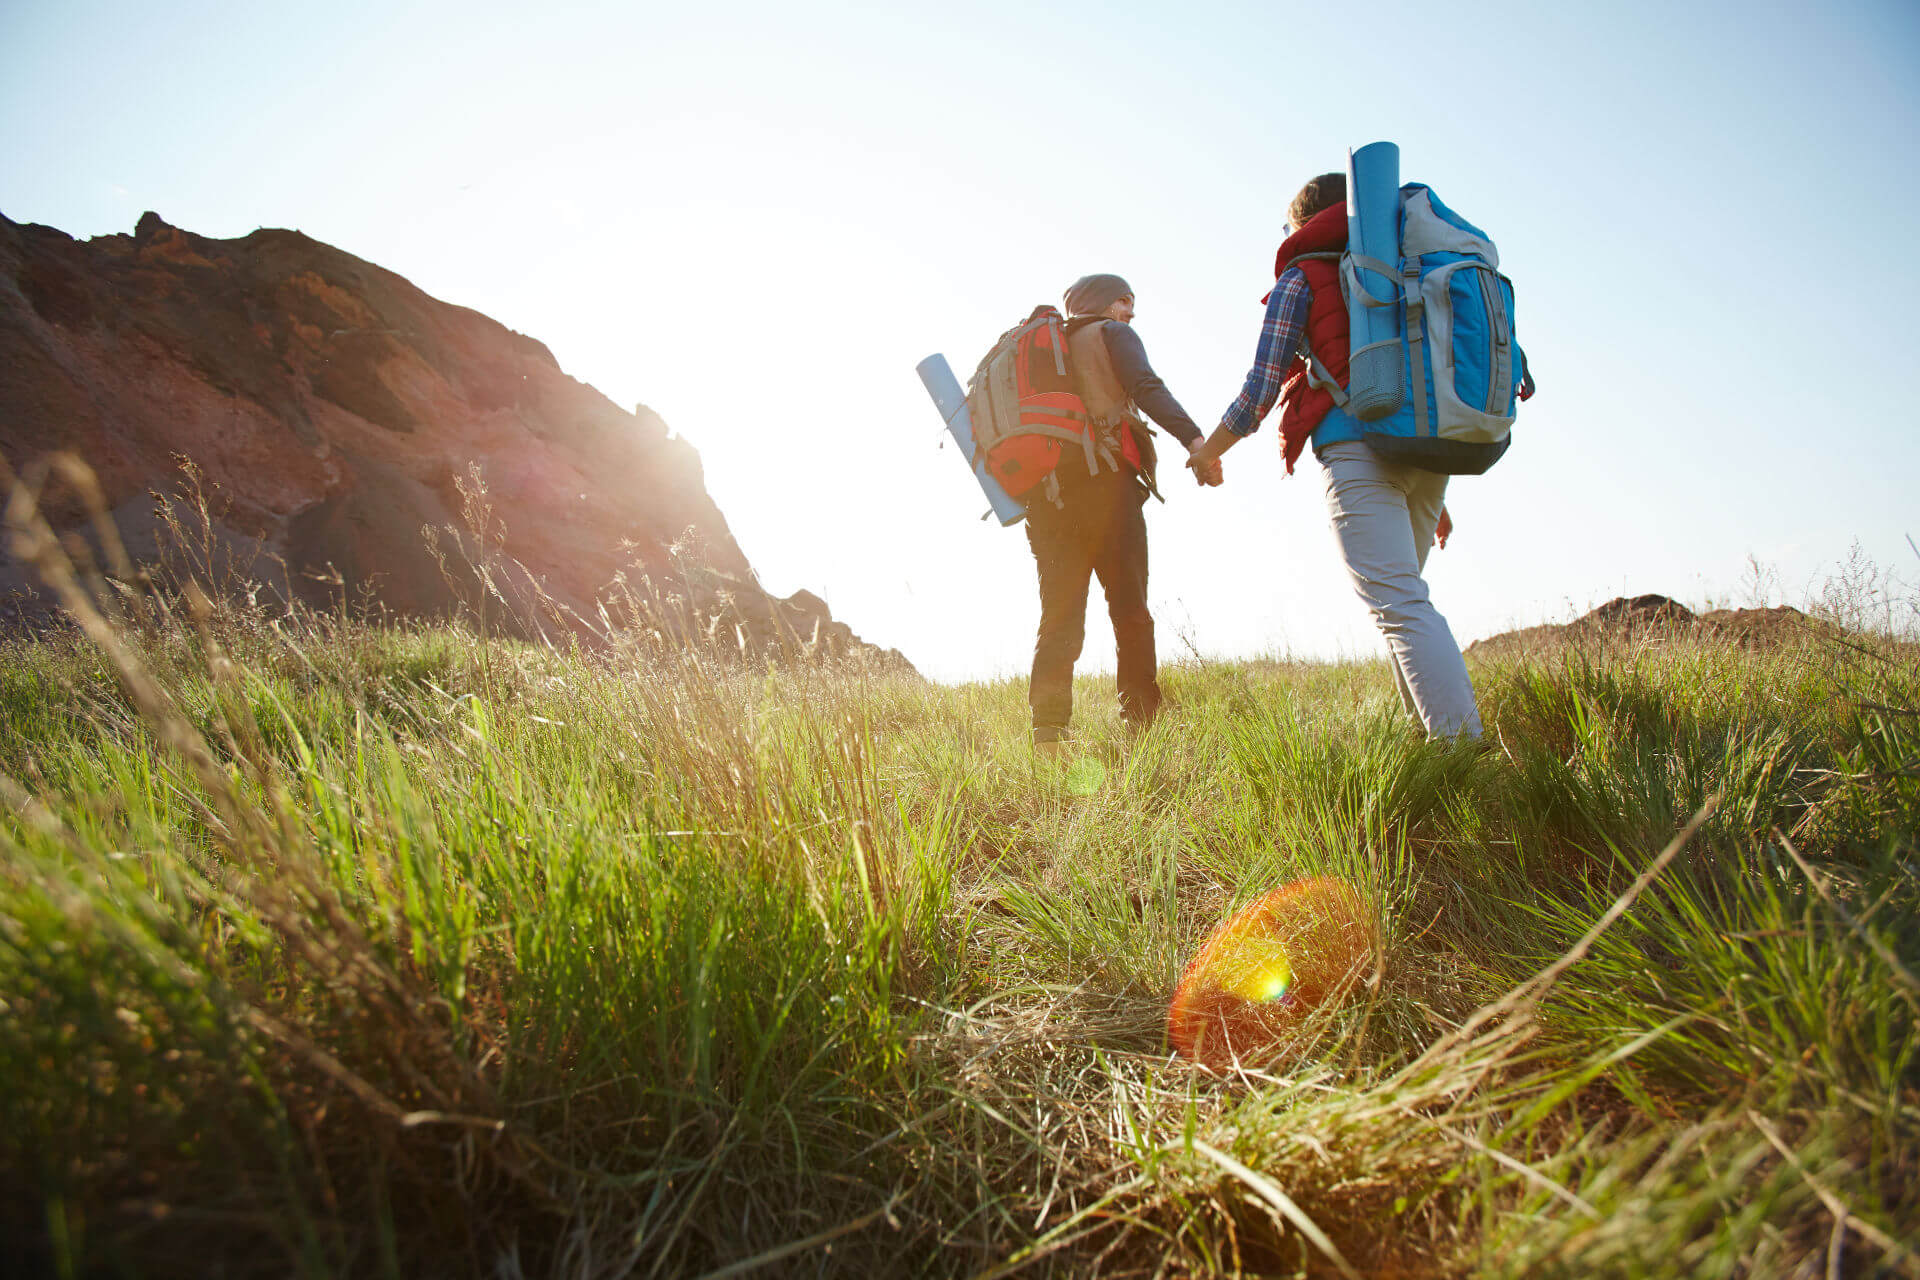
[1265,202,1350,473]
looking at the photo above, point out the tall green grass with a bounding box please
[2,474,1915,1276]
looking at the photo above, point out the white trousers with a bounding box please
[1319,441,1482,739]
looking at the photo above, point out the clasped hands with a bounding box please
[1184,437,1225,487]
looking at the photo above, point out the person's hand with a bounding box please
[1185,438,1224,487]
[1434,506,1452,550]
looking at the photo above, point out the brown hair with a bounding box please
[1289,172,1346,228]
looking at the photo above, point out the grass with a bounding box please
[2,472,1917,1277]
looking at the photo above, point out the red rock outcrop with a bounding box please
[0,211,905,667]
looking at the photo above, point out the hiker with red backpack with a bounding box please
[992,273,1214,752]
[1184,163,1532,741]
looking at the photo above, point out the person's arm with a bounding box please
[1188,272,1310,484]
[1100,322,1203,450]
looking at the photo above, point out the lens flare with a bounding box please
[1065,757,1106,795]
[1168,876,1374,1068]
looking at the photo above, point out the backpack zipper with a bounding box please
[1476,267,1511,415]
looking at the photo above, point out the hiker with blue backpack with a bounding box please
[1185,151,1532,740]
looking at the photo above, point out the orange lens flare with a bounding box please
[1168,876,1374,1068]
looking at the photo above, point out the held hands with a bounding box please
[1184,437,1225,487]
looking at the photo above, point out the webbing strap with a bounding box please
[1345,254,1402,308]
[1300,339,1350,408]
[989,350,1020,449]
[1048,316,1067,378]
[1008,423,1094,445]
[1281,250,1340,279]
[1081,424,1100,475]
[1403,260,1429,438]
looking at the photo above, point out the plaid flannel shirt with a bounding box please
[1219,269,1311,437]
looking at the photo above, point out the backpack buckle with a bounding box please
[1401,261,1425,319]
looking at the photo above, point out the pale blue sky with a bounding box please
[5,0,1916,680]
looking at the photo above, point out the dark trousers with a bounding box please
[1024,468,1161,740]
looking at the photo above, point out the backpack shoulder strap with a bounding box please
[1279,251,1341,288]
[1273,258,1350,404]
[1401,258,1429,438]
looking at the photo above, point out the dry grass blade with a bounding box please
[1772,830,1920,1011]
[1187,1139,1361,1280]
[964,1176,1151,1280]
[399,1111,509,1132]
[1391,1103,1601,1219]
[1747,1111,1920,1278]
[242,1007,407,1123]
[1402,796,1720,1079]
[691,1192,901,1280]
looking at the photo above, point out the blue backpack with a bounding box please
[1341,184,1527,475]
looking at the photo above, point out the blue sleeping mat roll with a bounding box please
[916,353,1026,526]
[1345,141,1405,421]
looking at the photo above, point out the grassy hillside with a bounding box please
[3,505,1916,1276]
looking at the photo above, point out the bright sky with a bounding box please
[4,0,1916,682]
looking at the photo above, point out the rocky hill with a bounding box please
[0,211,904,666]
[1465,594,1824,661]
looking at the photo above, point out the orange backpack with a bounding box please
[964,306,1120,499]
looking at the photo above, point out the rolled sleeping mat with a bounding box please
[1344,141,1405,422]
[915,353,1026,526]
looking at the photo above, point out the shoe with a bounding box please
[1121,694,1164,740]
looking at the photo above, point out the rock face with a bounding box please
[1465,594,1821,660]
[0,211,906,667]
